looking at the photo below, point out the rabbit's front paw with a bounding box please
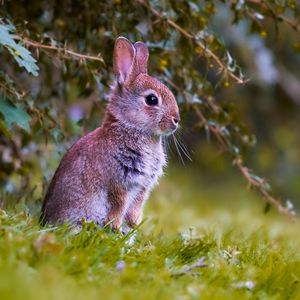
[104,217,123,231]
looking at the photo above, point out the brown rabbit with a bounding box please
[40,37,180,231]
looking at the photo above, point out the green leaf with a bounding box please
[0,23,17,48]
[264,202,271,214]
[7,43,39,76]
[0,95,31,132]
[0,119,12,138]
[0,23,39,76]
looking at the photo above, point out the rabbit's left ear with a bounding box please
[114,37,136,84]
[133,42,149,74]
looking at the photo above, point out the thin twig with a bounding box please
[138,0,246,84]
[246,0,300,34]
[167,68,296,221]
[192,105,228,151]
[233,158,296,221]
[192,104,296,221]
[15,36,104,63]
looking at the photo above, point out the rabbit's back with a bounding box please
[41,128,109,225]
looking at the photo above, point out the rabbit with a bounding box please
[40,36,180,232]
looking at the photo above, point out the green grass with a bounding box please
[1,168,299,300]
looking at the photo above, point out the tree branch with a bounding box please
[138,0,246,84]
[233,158,296,218]
[15,36,104,63]
[192,104,296,221]
[165,76,296,221]
[246,0,300,34]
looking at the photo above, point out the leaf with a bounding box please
[231,280,256,290]
[0,23,17,47]
[0,95,31,132]
[0,119,13,138]
[249,173,263,184]
[33,233,63,255]
[7,43,39,76]
[168,257,207,277]
[264,202,271,214]
[226,51,236,72]
[0,23,39,76]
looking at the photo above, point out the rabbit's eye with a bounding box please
[145,94,159,106]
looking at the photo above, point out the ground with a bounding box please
[0,167,299,300]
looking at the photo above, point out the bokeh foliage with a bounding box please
[0,0,300,217]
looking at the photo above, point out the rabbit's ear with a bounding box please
[133,42,149,74]
[114,37,136,84]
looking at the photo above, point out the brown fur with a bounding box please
[40,37,180,231]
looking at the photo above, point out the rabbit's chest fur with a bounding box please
[102,119,166,196]
[115,143,165,212]
[114,142,166,193]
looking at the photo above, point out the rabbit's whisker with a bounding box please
[174,133,192,162]
[172,134,185,166]
[164,136,174,156]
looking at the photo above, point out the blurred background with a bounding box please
[0,0,299,219]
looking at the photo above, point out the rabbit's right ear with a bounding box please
[133,42,149,74]
[113,37,136,85]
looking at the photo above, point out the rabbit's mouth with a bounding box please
[164,128,178,136]
[157,118,179,136]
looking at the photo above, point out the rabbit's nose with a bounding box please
[172,117,179,125]
[172,111,180,123]
[172,116,180,127]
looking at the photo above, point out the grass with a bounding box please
[0,167,299,300]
